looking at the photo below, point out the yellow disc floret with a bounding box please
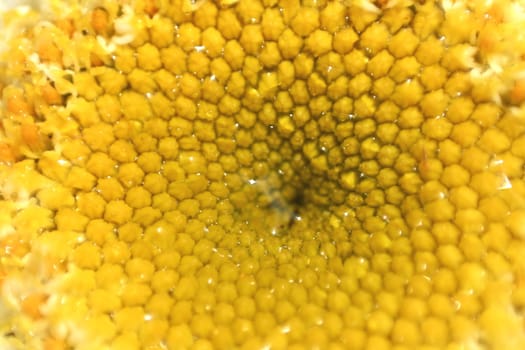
[2,0,525,349]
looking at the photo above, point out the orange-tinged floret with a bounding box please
[91,7,111,36]
[20,123,51,154]
[510,78,525,105]
[21,292,49,319]
[35,30,62,64]
[0,234,30,258]
[0,142,18,164]
[41,83,63,106]
[43,337,67,350]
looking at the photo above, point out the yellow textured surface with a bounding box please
[1,0,525,349]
